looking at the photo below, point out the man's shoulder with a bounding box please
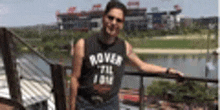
[75,38,85,48]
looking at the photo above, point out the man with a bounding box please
[70,1,184,110]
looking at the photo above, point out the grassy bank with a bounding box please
[119,31,217,49]
[127,38,217,49]
[10,28,218,57]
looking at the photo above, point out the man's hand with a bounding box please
[167,68,184,77]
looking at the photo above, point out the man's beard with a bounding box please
[104,25,119,37]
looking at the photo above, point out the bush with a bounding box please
[146,80,217,103]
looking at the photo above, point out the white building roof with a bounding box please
[0,60,55,110]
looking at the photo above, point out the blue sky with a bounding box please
[0,0,218,27]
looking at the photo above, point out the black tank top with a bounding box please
[78,33,126,100]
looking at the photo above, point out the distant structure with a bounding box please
[56,0,182,32]
[147,5,182,30]
[180,16,218,29]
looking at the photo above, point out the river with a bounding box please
[122,54,218,88]
[12,53,218,88]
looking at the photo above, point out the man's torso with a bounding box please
[78,33,126,102]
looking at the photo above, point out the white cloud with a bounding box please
[0,4,10,15]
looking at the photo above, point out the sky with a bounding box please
[0,0,218,27]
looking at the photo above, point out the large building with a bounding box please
[180,16,218,29]
[56,1,182,32]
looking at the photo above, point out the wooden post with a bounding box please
[139,75,144,110]
[51,64,66,110]
[0,28,22,103]
[0,97,25,110]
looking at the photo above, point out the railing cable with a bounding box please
[7,28,54,65]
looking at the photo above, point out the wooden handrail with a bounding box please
[125,72,218,83]
[63,65,218,83]
[6,28,54,65]
[64,65,218,110]
[0,28,22,104]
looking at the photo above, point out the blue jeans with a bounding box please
[76,95,119,110]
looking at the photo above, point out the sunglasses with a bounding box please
[107,15,123,23]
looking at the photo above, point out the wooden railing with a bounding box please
[64,66,218,110]
[0,28,66,110]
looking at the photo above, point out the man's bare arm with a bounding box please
[125,41,184,76]
[126,41,167,74]
[70,39,84,110]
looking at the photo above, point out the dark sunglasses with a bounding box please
[107,15,123,23]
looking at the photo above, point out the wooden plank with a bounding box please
[0,28,22,104]
[0,97,25,110]
[51,64,66,110]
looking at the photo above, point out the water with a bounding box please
[4,53,217,88]
[122,54,218,89]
